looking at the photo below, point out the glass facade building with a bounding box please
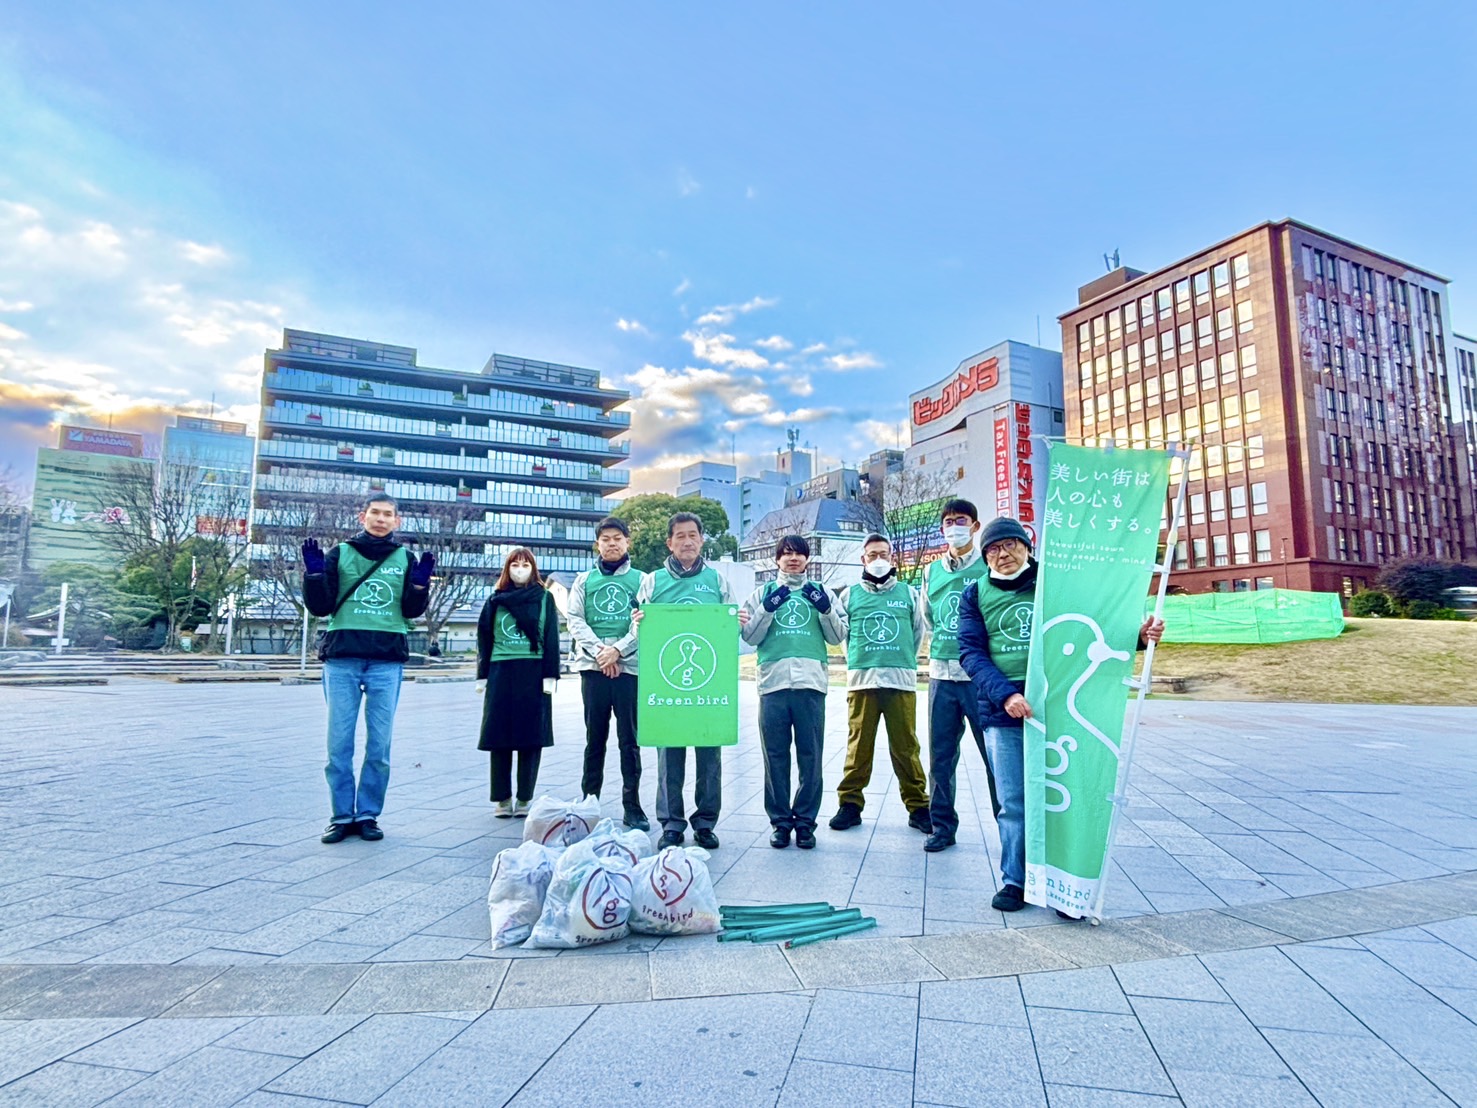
[252,329,631,607]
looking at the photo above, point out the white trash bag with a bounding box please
[521,794,601,848]
[524,837,634,949]
[629,846,720,936]
[486,840,558,950]
[581,817,655,869]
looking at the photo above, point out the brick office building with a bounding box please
[1060,220,1475,597]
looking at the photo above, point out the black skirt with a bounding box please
[477,658,554,751]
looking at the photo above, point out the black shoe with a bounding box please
[923,831,955,853]
[356,819,384,841]
[992,884,1025,912]
[828,803,862,831]
[623,812,651,832]
[693,829,720,850]
[795,827,816,850]
[658,830,685,849]
[770,827,791,849]
[321,823,350,844]
[908,808,933,834]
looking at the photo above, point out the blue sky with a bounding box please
[2,1,1474,494]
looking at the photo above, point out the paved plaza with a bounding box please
[2,677,1476,1105]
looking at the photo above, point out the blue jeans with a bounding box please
[985,723,1025,888]
[322,658,403,825]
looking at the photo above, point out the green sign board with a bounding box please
[1023,444,1170,916]
[637,603,740,748]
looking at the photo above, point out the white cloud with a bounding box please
[693,295,779,327]
[753,335,793,352]
[756,406,843,427]
[780,373,813,397]
[857,418,908,450]
[745,185,757,200]
[0,299,34,312]
[672,277,691,296]
[615,317,649,334]
[826,351,881,371]
[180,240,229,265]
[677,169,701,197]
[800,342,828,356]
[0,322,27,342]
[683,330,771,370]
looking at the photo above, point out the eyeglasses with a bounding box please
[984,540,1025,558]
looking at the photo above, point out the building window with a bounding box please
[1157,287,1172,321]
[1140,295,1154,327]
[1144,337,1158,366]
[1160,332,1175,361]
[1127,342,1141,368]
[1216,307,1234,341]
[1212,261,1230,295]
[1110,349,1125,376]
[1174,279,1191,312]
[1233,532,1251,564]
[1241,343,1257,377]
[1213,534,1230,566]
[1193,271,1210,305]
[1129,380,1143,412]
[1201,399,1219,434]
[1144,373,1159,405]
[1219,351,1238,383]
[1190,492,1206,526]
[1197,316,1213,347]
[1254,529,1272,562]
[1236,300,1254,333]
[1232,253,1250,289]
[1251,482,1268,515]
[1247,434,1264,469]
[1230,485,1248,521]
[1178,323,1194,354]
[1199,359,1215,389]
[1223,393,1241,428]
[1209,489,1226,522]
[1192,537,1208,567]
[1125,304,1138,334]
[1109,311,1122,342]
[1244,390,1260,422]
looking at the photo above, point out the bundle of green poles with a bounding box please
[718,902,877,948]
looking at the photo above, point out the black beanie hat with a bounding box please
[980,516,1032,552]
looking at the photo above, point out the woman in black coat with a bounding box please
[475,548,562,817]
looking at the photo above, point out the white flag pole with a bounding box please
[1087,439,1194,924]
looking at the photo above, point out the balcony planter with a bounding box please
[378,446,396,464]
[337,443,355,459]
[369,478,386,492]
[306,411,323,424]
[540,402,556,414]
[435,423,453,437]
[315,381,335,393]
[456,484,472,499]
[452,390,468,406]
[531,463,547,475]
[357,382,374,396]
[579,494,596,509]
[547,435,561,446]
[587,466,602,479]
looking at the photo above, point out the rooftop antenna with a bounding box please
[1102,248,1120,273]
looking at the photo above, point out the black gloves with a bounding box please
[301,538,325,575]
[762,585,791,612]
[801,582,832,613]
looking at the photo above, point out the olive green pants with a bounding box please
[836,688,928,812]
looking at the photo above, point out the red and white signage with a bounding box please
[912,357,999,427]
[993,418,1011,516]
[1014,402,1035,528]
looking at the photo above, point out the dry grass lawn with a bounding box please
[1148,617,1477,705]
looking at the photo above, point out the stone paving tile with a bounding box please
[1027,1007,1176,1097]
[1111,956,1229,1003]
[0,1059,149,1106]
[372,1006,593,1107]
[163,965,365,1017]
[919,976,1029,1027]
[1118,908,1287,954]
[1260,1027,1457,1106]
[264,1013,465,1103]
[0,965,222,1020]
[908,927,1077,979]
[1130,995,1309,1080]
[367,934,485,962]
[86,1045,299,1108]
[495,951,652,1009]
[649,940,800,999]
[1043,1086,1182,1106]
[782,935,943,990]
[508,993,810,1105]
[794,988,917,1072]
[1164,1069,1319,1107]
[914,1019,1045,1107]
[1020,965,1133,1014]
[0,1018,139,1088]
[330,960,507,1014]
[68,1015,249,1071]
[213,1014,366,1058]
[776,1058,915,1108]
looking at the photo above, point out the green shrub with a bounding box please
[1349,590,1391,617]
[1405,599,1444,620]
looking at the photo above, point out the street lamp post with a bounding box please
[1280,537,1291,590]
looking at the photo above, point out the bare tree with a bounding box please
[879,465,958,584]
[741,500,882,588]
[0,464,29,579]
[396,500,503,649]
[248,473,366,620]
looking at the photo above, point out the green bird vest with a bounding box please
[580,570,640,640]
[845,583,918,670]
[327,546,412,634]
[924,555,987,661]
[647,564,724,605]
[755,582,828,665]
[974,579,1035,682]
[488,592,549,663]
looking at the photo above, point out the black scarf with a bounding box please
[988,559,1039,594]
[489,584,545,651]
[598,555,630,576]
[665,554,707,579]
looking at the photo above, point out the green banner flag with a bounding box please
[1023,444,1170,916]
[637,603,741,747]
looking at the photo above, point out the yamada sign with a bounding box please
[912,357,999,427]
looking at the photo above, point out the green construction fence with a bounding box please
[1152,588,1345,644]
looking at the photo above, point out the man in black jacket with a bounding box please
[302,495,434,843]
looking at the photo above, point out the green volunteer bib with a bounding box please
[925,555,987,661]
[845,583,918,670]
[974,579,1034,681]
[489,592,549,662]
[647,564,724,605]
[581,569,640,640]
[755,582,828,665]
[326,545,411,634]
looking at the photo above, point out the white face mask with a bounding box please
[991,561,1030,581]
[864,558,893,578]
[509,564,533,585]
[943,524,974,549]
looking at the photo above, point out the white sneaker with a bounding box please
[513,799,531,818]
[494,800,513,819]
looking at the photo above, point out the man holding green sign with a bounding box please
[634,511,745,852]
[959,477,1165,915]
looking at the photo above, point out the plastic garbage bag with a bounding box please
[581,817,655,869]
[486,840,558,950]
[628,846,720,935]
[521,794,601,849]
[523,837,634,948]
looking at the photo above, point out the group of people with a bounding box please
[301,493,1162,915]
